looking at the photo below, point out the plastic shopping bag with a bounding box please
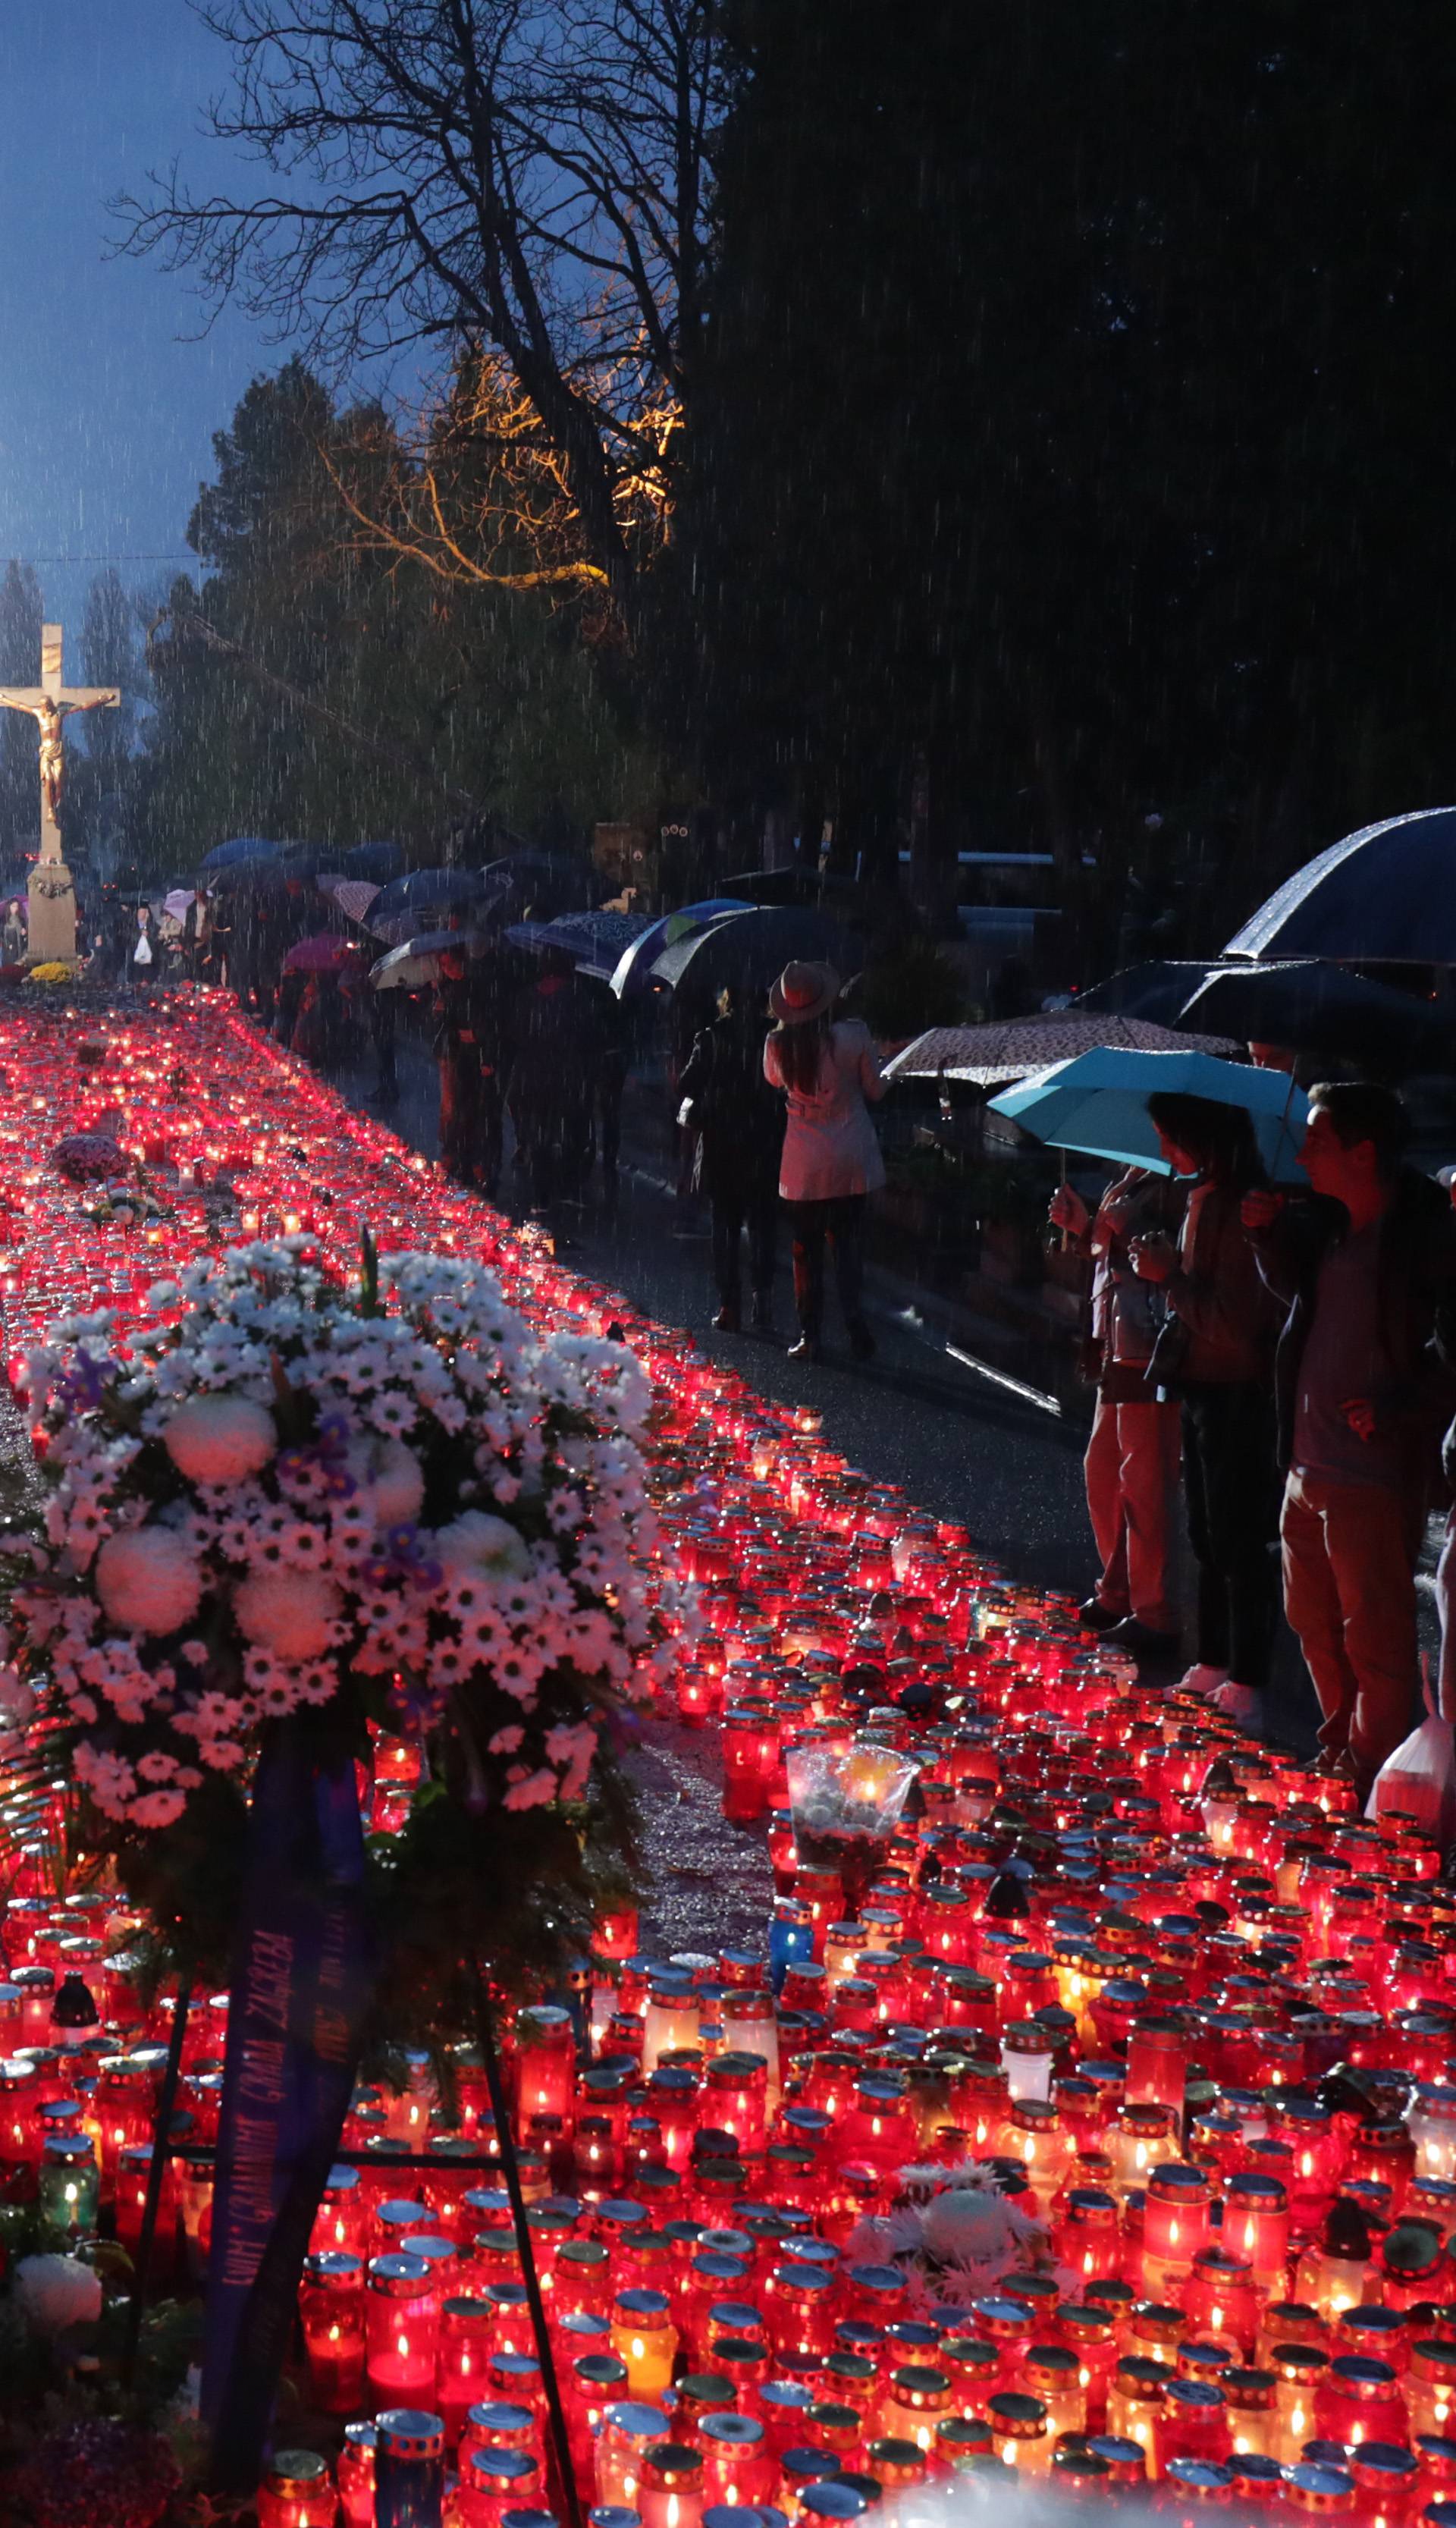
[1367,1667,1456,1848]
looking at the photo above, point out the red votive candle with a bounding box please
[366,2252,438,2407]
[299,2252,366,2413]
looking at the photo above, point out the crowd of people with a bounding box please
[1053,1080,1456,1808]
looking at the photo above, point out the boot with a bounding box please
[750,1290,775,1334]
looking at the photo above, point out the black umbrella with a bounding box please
[1225,806,1456,962]
[1178,959,1451,1069]
[1071,962,1216,1023]
[651,905,862,1001]
[276,841,347,883]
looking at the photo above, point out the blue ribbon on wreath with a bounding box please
[201,1723,375,2491]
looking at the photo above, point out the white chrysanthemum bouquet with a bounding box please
[2,1237,667,2018]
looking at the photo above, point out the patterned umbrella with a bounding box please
[369,928,498,990]
[318,876,381,928]
[883,1010,1238,1085]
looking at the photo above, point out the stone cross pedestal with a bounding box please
[0,623,120,963]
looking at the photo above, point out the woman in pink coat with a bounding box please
[764,961,886,1364]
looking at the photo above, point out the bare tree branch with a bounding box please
[117,0,732,633]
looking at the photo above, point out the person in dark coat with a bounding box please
[1244,1081,1456,1799]
[183,886,214,980]
[369,977,400,1106]
[435,942,515,1195]
[679,985,786,1332]
[1130,1091,1283,1720]
[507,948,595,1209]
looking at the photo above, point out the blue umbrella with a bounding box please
[990,1047,1310,1179]
[1225,806,1456,963]
[609,900,747,998]
[346,839,405,882]
[505,909,654,980]
[198,835,281,874]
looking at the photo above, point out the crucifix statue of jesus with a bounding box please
[0,623,119,963]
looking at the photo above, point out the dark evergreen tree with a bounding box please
[139,363,661,866]
[686,2,1456,953]
[65,570,147,887]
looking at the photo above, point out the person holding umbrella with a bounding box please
[1050,1167,1186,1653]
[764,960,885,1364]
[183,884,213,980]
[507,945,595,1209]
[1243,1082,1456,1798]
[679,983,786,1333]
[435,940,514,1196]
[1129,1092,1284,1719]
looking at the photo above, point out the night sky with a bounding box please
[0,2,296,634]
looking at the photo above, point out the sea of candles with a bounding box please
[7,994,1456,2524]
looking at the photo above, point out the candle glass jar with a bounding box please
[515,2005,577,2124]
[257,2450,335,2528]
[1142,2163,1212,2276]
[985,2391,1050,2473]
[1019,2342,1085,2439]
[300,2253,366,2413]
[880,2363,952,2451]
[1312,2353,1408,2452]
[1410,2341,1456,2441]
[336,2421,377,2528]
[38,2134,99,2235]
[698,2412,776,2507]
[1272,2344,1329,2464]
[453,2443,541,2526]
[1125,2013,1189,2114]
[437,2296,497,2446]
[610,2288,679,2399]
[367,2253,440,2408]
[1106,2357,1169,2476]
[598,2403,676,2512]
[375,2410,446,2528]
[639,2442,704,2528]
[312,2162,368,2258]
[1183,2248,1260,2357]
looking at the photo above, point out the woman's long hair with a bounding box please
[1146,1090,1268,1192]
[772,1009,832,1095]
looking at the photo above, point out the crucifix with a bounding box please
[0,622,119,963]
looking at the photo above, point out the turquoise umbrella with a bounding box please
[989,1047,1310,1179]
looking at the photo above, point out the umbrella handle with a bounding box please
[1058,1149,1069,1252]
